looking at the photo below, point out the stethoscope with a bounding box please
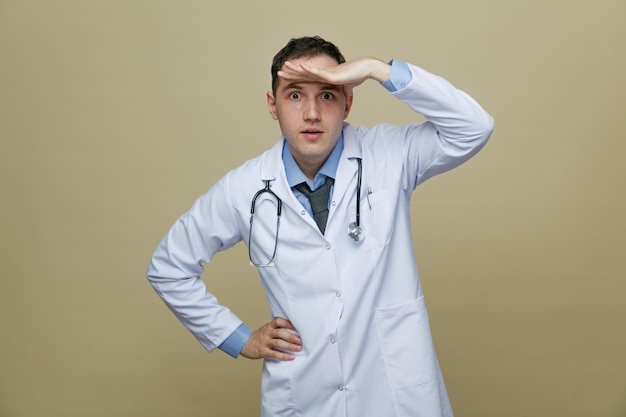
[248,158,365,267]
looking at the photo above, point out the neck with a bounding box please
[289,150,328,181]
[297,161,322,181]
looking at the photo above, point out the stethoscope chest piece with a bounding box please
[348,222,366,241]
[346,157,366,242]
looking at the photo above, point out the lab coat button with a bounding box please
[338,385,345,391]
[335,291,341,298]
[330,338,336,344]
[300,210,306,215]
[331,200,336,206]
[325,244,331,250]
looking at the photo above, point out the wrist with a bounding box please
[367,58,392,83]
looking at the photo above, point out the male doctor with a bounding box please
[147,36,494,416]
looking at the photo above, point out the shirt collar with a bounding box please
[282,133,344,190]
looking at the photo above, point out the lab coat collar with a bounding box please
[258,123,362,214]
[340,123,362,160]
[258,139,301,212]
[332,123,362,210]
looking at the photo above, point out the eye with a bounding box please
[321,92,334,100]
[289,92,301,100]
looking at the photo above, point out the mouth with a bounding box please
[301,128,323,140]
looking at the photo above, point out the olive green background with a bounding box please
[1,1,624,416]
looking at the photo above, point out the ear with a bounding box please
[343,92,354,119]
[267,91,278,120]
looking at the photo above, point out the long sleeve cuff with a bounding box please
[218,323,253,358]
[381,59,412,92]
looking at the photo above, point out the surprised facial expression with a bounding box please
[267,54,353,177]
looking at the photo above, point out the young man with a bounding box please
[147,36,493,417]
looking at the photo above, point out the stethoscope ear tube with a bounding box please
[348,158,365,241]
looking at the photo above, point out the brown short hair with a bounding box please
[271,36,346,95]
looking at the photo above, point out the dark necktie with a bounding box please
[295,176,334,234]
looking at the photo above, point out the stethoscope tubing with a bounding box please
[248,158,363,266]
[248,180,281,267]
[355,157,362,229]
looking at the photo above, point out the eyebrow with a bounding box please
[280,82,342,93]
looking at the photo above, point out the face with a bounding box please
[267,54,353,178]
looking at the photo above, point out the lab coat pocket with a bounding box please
[260,358,299,416]
[375,297,437,390]
[260,400,300,417]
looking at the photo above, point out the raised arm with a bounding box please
[278,57,392,97]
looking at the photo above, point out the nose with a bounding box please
[303,98,320,122]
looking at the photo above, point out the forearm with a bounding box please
[146,181,246,353]
[393,63,494,144]
[346,56,391,83]
[147,253,244,353]
[377,60,494,186]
